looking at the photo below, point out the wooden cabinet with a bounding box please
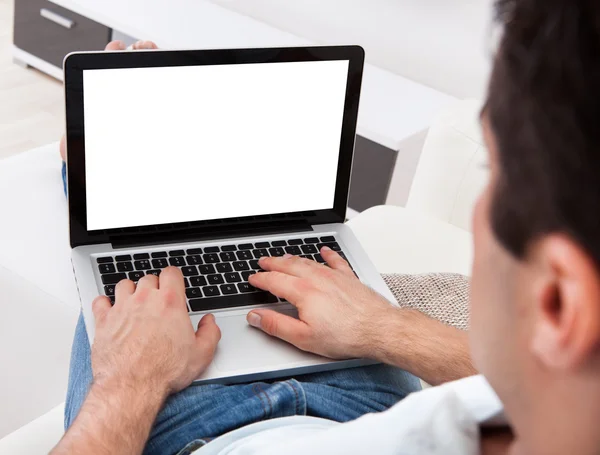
[13,0,111,70]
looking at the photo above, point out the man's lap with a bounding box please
[65,314,420,454]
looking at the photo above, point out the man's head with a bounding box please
[469,0,600,451]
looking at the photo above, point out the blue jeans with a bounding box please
[61,163,421,454]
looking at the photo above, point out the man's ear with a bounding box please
[530,235,600,371]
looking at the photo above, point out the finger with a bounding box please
[194,314,222,368]
[158,266,186,301]
[321,247,354,277]
[258,254,321,278]
[115,279,136,302]
[136,273,159,291]
[248,271,304,303]
[247,309,311,349]
[131,40,159,50]
[92,295,111,322]
[104,40,126,51]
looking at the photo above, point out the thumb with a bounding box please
[92,295,111,323]
[195,314,221,361]
[247,309,311,349]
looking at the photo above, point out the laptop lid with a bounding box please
[64,46,365,248]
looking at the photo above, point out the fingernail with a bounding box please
[322,246,331,252]
[259,257,266,262]
[247,312,261,328]
[283,254,293,259]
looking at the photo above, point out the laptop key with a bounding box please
[190,276,207,287]
[269,248,285,257]
[284,246,302,255]
[319,242,342,252]
[97,257,113,264]
[233,261,250,271]
[255,242,270,248]
[304,238,320,244]
[133,253,150,260]
[238,282,256,293]
[221,245,237,252]
[152,258,168,269]
[220,252,236,262]
[216,263,233,273]
[271,240,287,247]
[182,266,199,277]
[236,250,253,260]
[220,284,238,295]
[241,271,256,281]
[225,272,242,283]
[115,255,132,262]
[203,253,220,264]
[287,239,304,246]
[147,270,161,276]
[187,255,203,266]
[129,271,145,281]
[186,287,203,299]
[169,257,186,267]
[202,286,221,297]
[320,236,336,243]
[189,292,278,312]
[187,248,203,255]
[117,262,134,272]
[109,296,115,305]
[253,249,269,259]
[207,274,225,285]
[98,263,116,274]
[101,273,127,285]
[249,260,262,270]
[151,251,168,258]
[169,250,186,257]
[135,260,151,270]
[198,265,216,275]
[300,255,312,260]
[204,246,220,253]
[314,254,326,263]
[301,245,318,254]
[238,243,254,250]
[104,285,115,296]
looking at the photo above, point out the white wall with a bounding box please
[211,0,495,99]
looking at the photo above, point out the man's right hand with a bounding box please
[247,248,396,360]
[247,249,477,385]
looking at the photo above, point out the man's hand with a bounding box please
[52,267,220,455]
[247,248,477,385]
[246,247,395,360]
[92,266,221,396]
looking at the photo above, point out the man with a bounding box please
[52,0,600,453]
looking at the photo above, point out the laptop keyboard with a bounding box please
[96,236,349,313]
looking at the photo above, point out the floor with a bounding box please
[0,0,64,160]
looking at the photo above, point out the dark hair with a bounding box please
[487,0,600,264]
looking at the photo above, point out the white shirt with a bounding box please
[195,375,506,455]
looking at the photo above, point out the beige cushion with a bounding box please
[383,273,470,331]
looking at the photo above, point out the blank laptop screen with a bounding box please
[82,60,350,231]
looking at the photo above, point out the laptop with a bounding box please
[64,45,396,384]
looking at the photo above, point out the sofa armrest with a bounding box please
[0,404,64,454]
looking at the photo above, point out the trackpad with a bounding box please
[192,308,323,372]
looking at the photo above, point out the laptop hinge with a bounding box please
[110,220,313,250]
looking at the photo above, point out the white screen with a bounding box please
[83,60,349,231]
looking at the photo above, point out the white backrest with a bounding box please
[209,0,494,99]
[406,100,489,232]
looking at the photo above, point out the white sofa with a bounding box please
[0,99,486,453]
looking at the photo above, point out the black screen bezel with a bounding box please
[65,46,365,248]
